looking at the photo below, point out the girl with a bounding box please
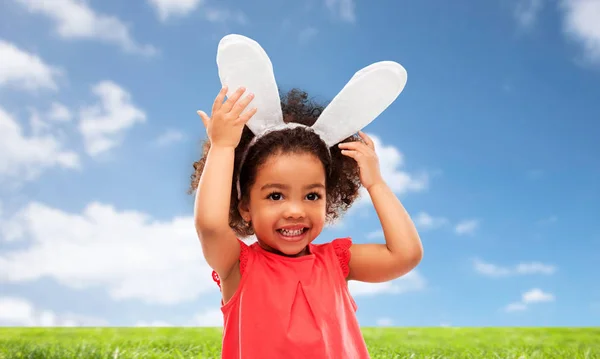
[190,35,423,358]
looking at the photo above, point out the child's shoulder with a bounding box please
[311,237,353,252]
[311,237,353,277]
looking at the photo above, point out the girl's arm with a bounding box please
[194,145,240,280]
[195,86,256,281]
[338,131,423,282]
[348,181,423,282]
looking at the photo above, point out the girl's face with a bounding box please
[239,151,327,257]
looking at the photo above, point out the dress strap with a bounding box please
[211,239,250,290]
[332,237,352,278]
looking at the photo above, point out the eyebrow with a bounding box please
[260,183,325,191]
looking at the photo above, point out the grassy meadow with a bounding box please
[0,327,598,358]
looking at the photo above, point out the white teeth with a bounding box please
[280,228,304,236]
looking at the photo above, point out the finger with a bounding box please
[340,149,360,160]
[338,141,367,152]
[230,92,255,117]
[236,107,258,124]
[358,131,375,149]
[197,110,210,128]
[221,87,247,113]
[212,86,228,114]
[339,142,376,160]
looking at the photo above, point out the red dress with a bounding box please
[212,237,371,359]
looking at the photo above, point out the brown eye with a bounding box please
[306,192,321,201]
[267,192,282,200]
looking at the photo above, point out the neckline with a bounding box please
[254,242,316,261]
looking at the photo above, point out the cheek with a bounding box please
[248,201,278,224]
[309,202,327,223]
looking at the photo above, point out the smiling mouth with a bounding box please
[276,227,310,242]
[277,228,309,236]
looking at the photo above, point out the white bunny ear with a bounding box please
[311,61,407,147]
[216,34,284,136]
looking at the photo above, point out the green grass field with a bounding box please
[1,327,598,358]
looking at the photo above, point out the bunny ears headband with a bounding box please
[216,34,408,199]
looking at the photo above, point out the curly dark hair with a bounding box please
[189,88,362,237]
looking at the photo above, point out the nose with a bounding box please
[283,199,305,219]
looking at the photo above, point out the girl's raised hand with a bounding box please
[338,131,385,191]
[197,86,257,148]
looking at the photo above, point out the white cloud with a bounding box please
[0,297,33,325]
[523,288,555,303]
[513,0,600,65]
[454,219,478,235]
[374,135,428,193]
[354,134,428,208]
[0,106,80,183]
[148,0,203,21]
[414,212,448,231]
[0,201,215,305]
[79,81,146,156]
[146,0,247,24]
[0,40,61,92]
[0,296,107,326]
[515,262,557,275]
[204,8,248,24]
[190,308,223,327]
[14,0,156,56]
[155,129,184,147]
[325,0,356,23]
[28,109,50,136]
[515,0,544,28]
[49,102,72,122]
[376,317,393,326]
[504,288,555,313]
[365,212,448,237]
[474,258,556,277]
[348,270,425,297]
[560,0,600,64]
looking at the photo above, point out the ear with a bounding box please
[217,34,284,136]
[237,198,251,223]
[311,61,407,147]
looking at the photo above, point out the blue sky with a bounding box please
[0,0,599,328]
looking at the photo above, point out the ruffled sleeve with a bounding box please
[211,239,250,290]
[332,237,352,279]
[238,239,250,275]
